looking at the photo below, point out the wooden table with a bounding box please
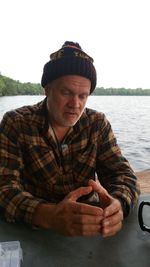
[0,195,150,267]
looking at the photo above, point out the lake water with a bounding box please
[0,95,150,172]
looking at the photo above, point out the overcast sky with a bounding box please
[0,0,150,89]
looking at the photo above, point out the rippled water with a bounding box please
[0,95,150,171]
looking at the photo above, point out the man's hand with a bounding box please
[33,181,123,237]
[88,179,124,237]
[51,185,104,236]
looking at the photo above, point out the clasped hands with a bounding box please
[51,180,124,237]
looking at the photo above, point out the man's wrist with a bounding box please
[117,198,129,218]
[32,203,56,229]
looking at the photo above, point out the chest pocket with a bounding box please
[23,145,59,177]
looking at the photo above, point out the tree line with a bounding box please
[0,74,43,96]
[93,87,150,96]
[0,73,150,96]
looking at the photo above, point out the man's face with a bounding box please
[45,75,91,128]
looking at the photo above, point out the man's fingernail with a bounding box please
[104,210,109,216]
[103,220,109,226]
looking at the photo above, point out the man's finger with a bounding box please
[73,214,103,225]
[71,201,103,216]
[65,185,93,202]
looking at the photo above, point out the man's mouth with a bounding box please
[66,111,78,116]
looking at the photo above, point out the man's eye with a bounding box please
[80,95,88,100]
[62,90,70,95]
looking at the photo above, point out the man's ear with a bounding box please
[44,86,49,96]
[44,88,47,96]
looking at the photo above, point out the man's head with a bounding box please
[41,41,97,94]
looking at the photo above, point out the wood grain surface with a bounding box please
[136,169,150,194]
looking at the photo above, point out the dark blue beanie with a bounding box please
[41,41,97,93]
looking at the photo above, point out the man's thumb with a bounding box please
[66,186,93,202]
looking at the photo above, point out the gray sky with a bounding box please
[0,0,150,89]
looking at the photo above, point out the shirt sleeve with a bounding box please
[96,113,140,217]
[0,112,46,225]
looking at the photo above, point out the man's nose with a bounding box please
[70,96,80,107]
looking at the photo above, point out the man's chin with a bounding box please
[64,122,77,127]
[61,116,80,127]
[62,119,78,127]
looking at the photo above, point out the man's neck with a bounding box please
[50,124,71,143]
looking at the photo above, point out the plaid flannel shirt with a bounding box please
[0,98,140,225]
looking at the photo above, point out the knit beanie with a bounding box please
[41,41,97,93]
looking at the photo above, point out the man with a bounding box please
[0,41,140,237]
